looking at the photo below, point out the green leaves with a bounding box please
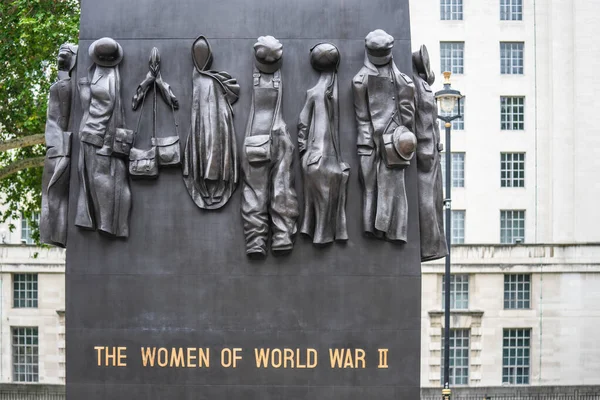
[0,0,80,242]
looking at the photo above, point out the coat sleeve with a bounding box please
[297,91,313,156]
[398,73,416,134]
[352,73,374,156]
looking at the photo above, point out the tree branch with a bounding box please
[0,156,45,180]
[0,134,45,152]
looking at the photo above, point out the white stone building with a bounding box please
[0,215,65,386]
[410,0,600,392]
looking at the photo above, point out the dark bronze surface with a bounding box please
[40,44,78,248]
[69,1,419,398]
[182,36,240,209]
[413,45,447,261]
[298,42,349,244]
[352,30,416,242]
[241,36,299,256]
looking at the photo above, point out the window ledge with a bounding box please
[428,310,484,318]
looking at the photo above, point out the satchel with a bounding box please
[129,86,159,179]
[129,146,159,178]
[244,134,271,164]
[113,128,134,157]
[151,97,181,167]
[151,136,180,166]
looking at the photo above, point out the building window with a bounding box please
[440,0,463,20]
[500,96,525,130]
[500,152,525,187]
[500,210,525,244]
[20,212,40,245]
[440,152,465,188]
[502,328,530,384]
[500,42,524,74]
[440,42,464,74]
[441,329,470,385]
[439,99,465,130]
[504,274,531,309]
[13,274,38,308]
[12,327,39,383]
[442,274,469,310]
[500,0,523,21]
[452,210,465,244]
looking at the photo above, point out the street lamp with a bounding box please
[435,71,463,400]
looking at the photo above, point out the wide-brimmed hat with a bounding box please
[89,37,123,67]
[254,36,283,74]
[413,44,435,85]
[365,29,394,66]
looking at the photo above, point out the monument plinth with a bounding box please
[66,0,420,398]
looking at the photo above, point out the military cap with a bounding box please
[365,29,394,65]
[254,36,283,73]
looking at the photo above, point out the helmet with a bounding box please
[393,126,417,161]
[310,42,340,72]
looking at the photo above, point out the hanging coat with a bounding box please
[413,74,448,261]
[352,53,416,242]
[40,77,73,247]
[298,73,349,244]
[75,65,131,237]
[182,67,240,210]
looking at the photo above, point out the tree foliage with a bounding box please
[0,0,80,237]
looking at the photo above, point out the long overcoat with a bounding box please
[40,78,73,247]
[413,73,448,261]
[352,54,415,242]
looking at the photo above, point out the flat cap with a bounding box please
[254,36,283,73]
[254,36,283,63]
[365,29,394,55]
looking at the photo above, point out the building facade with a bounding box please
[0,243,65,386]
[410,0,600,392]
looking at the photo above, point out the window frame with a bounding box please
[500,0,523,21]
[13,273,38,309]
[500,42,524,75]
[440,0,464,21]
[500,96,525,131]
[440,41,465,75]
[502,328,531,385]
[451,210,466,244]
[504,274,531,309]
[12,326,39,383]
[441,328,470,385]
[20,212,40,245]
[440,152,466,189]
[442,274,469,310]
[500,210,526,244]
[500,152,526,188]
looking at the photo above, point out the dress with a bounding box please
[182,67,240,210]
[352,54,416,242]
[298,74,349,244]
[75,65,131,237]
[40,78,73,247]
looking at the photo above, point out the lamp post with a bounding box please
[435,71,463,400]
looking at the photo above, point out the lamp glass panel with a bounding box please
[440,96,457,113]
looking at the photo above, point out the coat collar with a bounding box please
[362,51,402,79]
